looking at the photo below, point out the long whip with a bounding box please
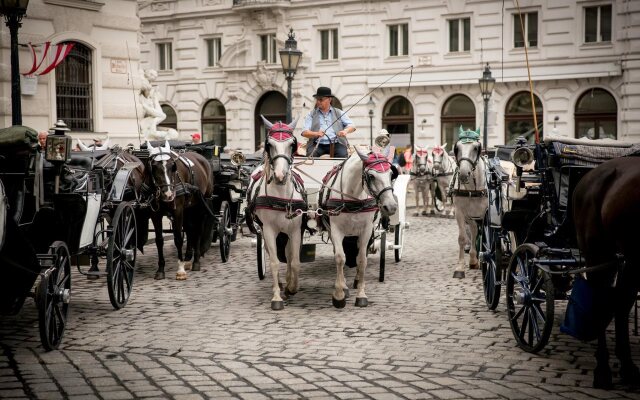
[126,41,142,147]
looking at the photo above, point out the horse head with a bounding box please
[261,115,298,185]
[413,146,431,176]
[431,143,448,174]
[454,127,482,184]
[147,140,176,202]
[355,147,398,217]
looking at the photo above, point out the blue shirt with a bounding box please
[303,107,354,145]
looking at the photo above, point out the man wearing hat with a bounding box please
[302,86,356,157]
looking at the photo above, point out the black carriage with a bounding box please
[482,135,639,352]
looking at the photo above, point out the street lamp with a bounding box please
[279,28,302,123]
[0,0,29,126]
[478,62,495,151]
[367,96,375,147]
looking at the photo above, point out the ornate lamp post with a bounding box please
[367,96,375,147]
[279,28,302,123]
[0,0,29,126]
[478,63,495,151]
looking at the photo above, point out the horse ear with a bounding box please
[260,115,273,130]
[287,116,299,130]
[442,143,448,151]
[458,125,464,135]
[354,146,369,162]
[77,139,90,151]
[96,138,110,150]
[163,140,170,152]
[475,128,481,135]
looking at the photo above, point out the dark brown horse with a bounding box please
[146,141,214,280]
[573,156,640,388]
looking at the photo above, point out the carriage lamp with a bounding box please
[230,151,246,166]
[45,120,72,163]
[512,146,533,168]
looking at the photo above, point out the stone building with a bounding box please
[0,0,141,144]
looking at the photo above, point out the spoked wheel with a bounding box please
[256,232,266,280]
[378,231,386,282]
[481,210,501,310]
[219,201,231,263]
[394,223,404,262]
[107,202,137,310]
[506,243,554,353]
[38,241,71,351]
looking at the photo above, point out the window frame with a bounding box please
[504,91,544,145]
[388,23,409,57]
[440,94,476,146]
[259,33,277,64]
[513,12,538,49]
[205,37,222,67]
[574,88,617,140]
[156,41,173,71]
[55,41,94,132]
[584,4,612,44]
[319,28,339,61]
[448,17,470,53]
[201,99,227,146]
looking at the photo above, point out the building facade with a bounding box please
[138,0,638,151]
[0,0,141,143]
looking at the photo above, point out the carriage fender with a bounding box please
[389,174,410,226]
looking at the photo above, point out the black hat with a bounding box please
[313,86,334,98]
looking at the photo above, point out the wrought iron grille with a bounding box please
[56,42,93,132]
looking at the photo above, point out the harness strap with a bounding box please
[451,189,487,197]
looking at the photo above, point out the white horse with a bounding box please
[411,146,433,216]
[451,128,488,278]
[431,144,456,215]
[247,116,304,311]
[320,149,398,308]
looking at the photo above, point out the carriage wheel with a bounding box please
[481,210,501,310]
[379,231,386,282]
[394,224,404,262]
[107,202,137,310]
[219,201,231,263]
[506,243,554,353]
[256,232,266,280]
[38,241,71,351]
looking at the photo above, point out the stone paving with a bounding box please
[1,214,639,399]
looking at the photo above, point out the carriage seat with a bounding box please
[67,155,93,170]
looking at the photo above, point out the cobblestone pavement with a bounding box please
[1,214,639,399]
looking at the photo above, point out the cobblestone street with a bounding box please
[1,214,639,400]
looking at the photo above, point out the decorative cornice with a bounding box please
[43,0,105,11]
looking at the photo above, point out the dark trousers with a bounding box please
[306,142,348,158]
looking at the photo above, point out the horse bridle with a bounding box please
[413,154,430,177]
[455,140,481,171]
[148,152,179,197]
[362,159,395,203]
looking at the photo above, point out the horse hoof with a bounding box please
[453,271,465,279]
[355,297,368,307]
[620,364,640,386]
[154,272,165,280]
[284,288,297,297]
[421,211,427,216]
[332,296,346,309]
[176,272,187,280]
[191,263,200,272]
[87,274,99,280]
[271,301,284,311]
[469,263,479,270]
[413,212,420,217]
[184,261,193,271]
[593,374,613,390]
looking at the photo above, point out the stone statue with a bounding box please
[139,69,178,140]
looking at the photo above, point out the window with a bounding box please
[505,91,543,145]
[255,91,286,150]
[441,95,476,146]
[201,99,226,146]
[585,5,612,43]
[205,38,222,67]
[157,42,173,71]
[260,34,277,64]
[56,41,93,131]
[575,88,617,139]
[514,12,538,48]
[159,104,177,130]
[320,29,338,60]
[388,23,409,56]
[382,96,414,151]
[449,18,470,52]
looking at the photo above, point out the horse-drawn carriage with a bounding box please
[479,135,640,354]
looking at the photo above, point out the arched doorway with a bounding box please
[201,99,226,146]
[441,94,476,147]
[159,104,177,130]
[254,91,286,150]
[56,41,93,131]
[505,91,543,144]
[382,96,414,151]
[575,88,617,139]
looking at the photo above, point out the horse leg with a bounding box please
[151,214,166,280]
[468,220,479,269]
[453,208,466,278]
[422,185,430,215]
[263,226,284,310]
[183,211,194,267]
[594,332,613,389]
[284,230,301,298]
[615,258,640,386]
[330,229,347,308]
[413,180,420,216]
[354,234,369,307]
[174,208,187,280]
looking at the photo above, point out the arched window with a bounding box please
[441,94,476,146]
[159,104,177,130]
[201,99,226,146]
[382,96,414,150]
[56,41,93,131]
[254,91,286,150]
[505,91,543,144]
[575,88,617,139]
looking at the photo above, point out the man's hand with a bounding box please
[337,130,347,137]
